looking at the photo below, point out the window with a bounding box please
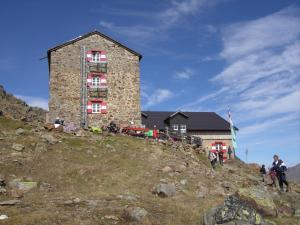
[92,51,101,62]
[92,103,101,113]
[180,124,187,133]
[215,143,223,151]
[172,124,178,131]
[92,76,100,87]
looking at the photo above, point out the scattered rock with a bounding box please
[15,128,25,135]
[35,142,47,152]
[0,187,6,194]
[105,144,116,151]
[41,134,58,144]
[123,206,148,222]
[295,209,300,218]
[0,215,8,220]
[10,152,23,157]
[63,198,82,205]
[75,129,86,137]
[161,166,173,173]
[9,179,37,193]
[103,215,119,221]
[175,164,186,173]
[180,179,187,186]
[209,185,225,196]
[39,182,52,192]
[152,183,176,197]
[117,193,140,201]
[12,143,25,152]
[63,200,74,205]
[0,199,21,206]
[196,185,209,198]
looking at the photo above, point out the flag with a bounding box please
[228,109,238,157]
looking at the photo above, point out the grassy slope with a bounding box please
[0,117,296,225]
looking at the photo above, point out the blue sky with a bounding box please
[0,0,299,167]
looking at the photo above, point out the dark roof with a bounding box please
[47,30,142,60]
[142,111,235,131]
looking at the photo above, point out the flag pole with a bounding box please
[228,108,237,159]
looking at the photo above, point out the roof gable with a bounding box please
[47,30,142,60]
[166,111,189,120]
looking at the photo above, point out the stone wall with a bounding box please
[49,34,141,128]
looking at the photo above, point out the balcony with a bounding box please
[89,62,107,73]
[88,86,108,98]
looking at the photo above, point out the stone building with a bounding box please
[47,31,142,128]
[142,111,236,155]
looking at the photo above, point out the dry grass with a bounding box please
[0,117,287,225]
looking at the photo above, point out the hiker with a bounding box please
[277,159,289,192]
[153,125,158,139]
[270,155,289,191]
[107,121,119,133]
[54,117,64,129]
[260,164,267,182]
[208,150,217,169]
[218,149,224,166]
[228,146,233,159]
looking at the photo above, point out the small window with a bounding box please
[215,143,223,151]
[173,124,178,131]
[180,124,187,133]
[92,103,101,113]
[92,51,101,62]
[92,76,100,87]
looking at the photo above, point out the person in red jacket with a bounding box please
[153,125,159,139]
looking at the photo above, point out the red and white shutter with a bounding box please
[87,73,92,87]
[87,101,92,114]
[100,74,107,86]
[100,51,107,62]
[101,101,107,114]
[86,50,92,62]
[211,143,216,152]
[222,143,227,150]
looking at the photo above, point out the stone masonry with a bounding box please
[48,32,141,128]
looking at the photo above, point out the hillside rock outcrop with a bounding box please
[0,84,46,123]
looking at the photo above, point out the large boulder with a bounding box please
[236,186,277,217]
[203,195,273,225]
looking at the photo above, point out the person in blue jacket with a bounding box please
[271,155,289,192]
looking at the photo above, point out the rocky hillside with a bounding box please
[288,163,300,184]
[0,117,299,224]
[0,85,46,123]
